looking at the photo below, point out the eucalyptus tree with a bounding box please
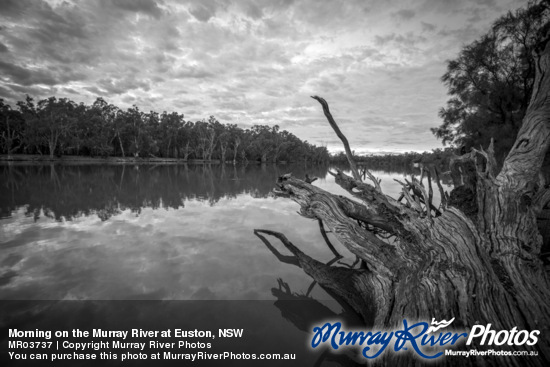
[64,101,88,155]
[17,96,77,158]
[249,124,274,162]
[112,107,128,157]
[0,99,24,158]
[217,129,231,163]
[88,97,117,157]
[159,111,185,158]
[194,116,218,160]
[432,0,550,162]
[224,123,243,164]
[124,106,147,157]
[270,125,290,163]
[176,120,195,160]
[143,110,160,157]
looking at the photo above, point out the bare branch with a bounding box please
[411,177,432,221]
[310,96,364,184]
[394,179,423,212]
[275,176,403,276]
[254,229,376,323]
[305,173,318,184]
[254,230,299,267]
[318,219,342,258]
[364,169,383,192]
[433,166,448,209]
[338,256,361,269]
[427,169,434,209]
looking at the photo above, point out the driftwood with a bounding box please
[255,31,550,366]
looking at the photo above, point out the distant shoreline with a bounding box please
[0,154,222,164]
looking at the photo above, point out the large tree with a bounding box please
[0,99,24,158]
[256,27,550,367]
[88,97,117,157]
[17,96,77,159]
[158,111,185,158]
[432,0,550,163]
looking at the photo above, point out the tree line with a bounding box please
[0,96,330,164]
[330,148,456,174]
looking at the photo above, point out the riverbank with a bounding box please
[0,154,221,164]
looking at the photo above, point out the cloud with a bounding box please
[0,84,19,100]
[421,21,436,32]
[0,0,33,19]
[172,65,215,80]
[0,61,58,86]
[98,78,151,95]
[476,0,497,7]
[393,9,416,20]
[188,2,219,22]
[109,0,164,19]
[0,0,526,153]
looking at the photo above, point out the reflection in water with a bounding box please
[256,227,373,366]
[271,279,364,367]
[0,164,329,221]
[0,163,339,300]
[258,168,453,366]
[1,163,454,366]
[0,163,451,303]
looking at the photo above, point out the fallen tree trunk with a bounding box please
[256,32,550,367]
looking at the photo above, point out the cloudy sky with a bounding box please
[0,0,526,154]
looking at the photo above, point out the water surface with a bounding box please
[0,163,450,301]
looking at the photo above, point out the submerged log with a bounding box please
[255,31,550,366]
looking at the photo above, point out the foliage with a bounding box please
[330,148,456,172]
[0,99,25,156]
[0,96,329,164]
[431,0,550,162]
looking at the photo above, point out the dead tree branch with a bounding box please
[317,219,342,258]
[255,32,550,363]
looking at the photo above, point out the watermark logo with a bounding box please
[427,317,455,333]
[466,324,539,347]
[310,319,539,360]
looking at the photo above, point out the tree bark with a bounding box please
[183,141,191,161]
[48,130,58,159]
[116,131,125,158]
[166,137,171,158]
[220,141,228,163]
[233,136,240,164]
[256,33,550,366]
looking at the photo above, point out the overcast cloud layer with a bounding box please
[0,0,526,153]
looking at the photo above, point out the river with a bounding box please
[0,163,451,301]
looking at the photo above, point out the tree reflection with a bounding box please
[269,277,364,367]
[0,163,330,221]
[255,228,368,366]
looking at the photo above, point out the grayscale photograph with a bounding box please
[1,0,549,366]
